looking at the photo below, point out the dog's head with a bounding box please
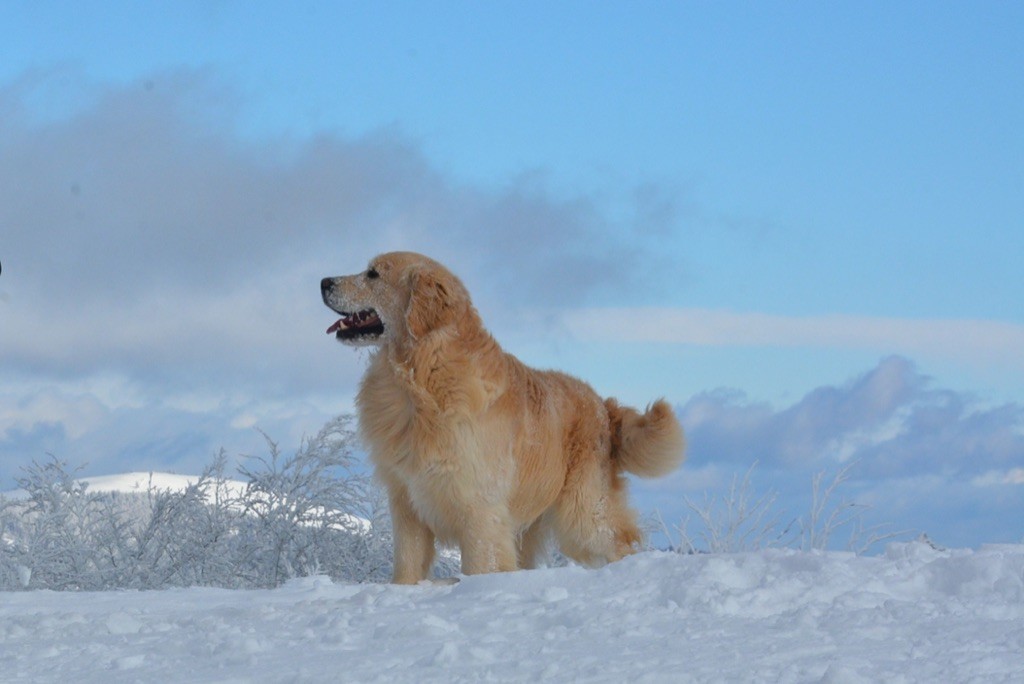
[321,252,470,347]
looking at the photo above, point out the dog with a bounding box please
[321,252,685,583]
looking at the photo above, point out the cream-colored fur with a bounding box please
[321,252,685,583]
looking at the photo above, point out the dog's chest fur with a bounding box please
[355,348,517,536]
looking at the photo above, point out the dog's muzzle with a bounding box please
[321,277,385,342]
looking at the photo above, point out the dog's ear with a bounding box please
[404,267,463,339]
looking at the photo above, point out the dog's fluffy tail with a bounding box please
[605,398,686,478]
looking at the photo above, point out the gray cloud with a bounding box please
[679,356,1024,479]
[7,69,1016,547]
[0,68,684,486]
[0,69,657,299]
[0,381,338,485]
[625,356,1024,547]
[0,69,673,395]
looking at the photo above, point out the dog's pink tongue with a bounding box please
[326,319,344,335]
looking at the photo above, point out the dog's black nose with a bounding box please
[320,278,333,295]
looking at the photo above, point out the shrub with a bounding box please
[659,461,910,555]
[0,415,458,591]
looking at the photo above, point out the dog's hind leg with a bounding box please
[552,459,642,567]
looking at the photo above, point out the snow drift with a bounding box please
[2,542,1022,683]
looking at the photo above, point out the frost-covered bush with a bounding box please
[660,461,910,555]
[0,415,442,591]
[231,415,394,587]
[0,458,110,590]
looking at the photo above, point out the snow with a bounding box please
[3,542,1023,683]
[79,472,248,497]
[1,471,249,501]
[2,470,371,533]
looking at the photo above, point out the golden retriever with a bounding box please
[321,252,685,583]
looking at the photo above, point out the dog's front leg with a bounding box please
[458,510,518,575]
[387,484,435,584]
[516,517,549,570]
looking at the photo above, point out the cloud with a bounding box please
[972,468,1024,487]
[2,69,1020,547]
[632,356,1024,547]
[0,68,661,300]
[0,389,107,440]
[563,308,1024,370]
[676,356,1024,476]
[0,68,669,395]
[0,382,339,486]
[0,68,681,486]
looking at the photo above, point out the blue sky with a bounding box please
[1,2,1022,549]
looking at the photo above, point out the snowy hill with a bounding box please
[2,542,1023,683]
[78,471,248,497]
[2,470,370,532]
[1,471,248,501]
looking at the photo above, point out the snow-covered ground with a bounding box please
[2,542,1022,683]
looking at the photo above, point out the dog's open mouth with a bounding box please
[326,309,385,340]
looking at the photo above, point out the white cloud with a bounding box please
[0,390,107,440]
[627,357,1024,548]
[675,356,1024,478]
[971,468,1024,487]
[563,308,1024,370]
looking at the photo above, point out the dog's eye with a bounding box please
[367,268,379,279]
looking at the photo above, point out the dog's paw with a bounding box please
[420,576,461,586]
